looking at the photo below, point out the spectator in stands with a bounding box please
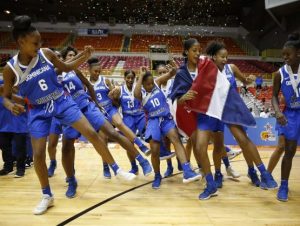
[249,107,256,117]
[240,85,248,96]
[255,75,263,90]
[260,108,269,118]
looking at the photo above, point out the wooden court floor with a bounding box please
[0,143,299,226]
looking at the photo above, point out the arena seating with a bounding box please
[173,57,278,75]
[192,36,245,55]
[78,55,150,72]
[130,34,183,53]
[73,34,123,51]
[0,32,69,49]
[40,32,69,48]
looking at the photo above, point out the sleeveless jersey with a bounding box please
[223,64,237,89]
[142,82,170,118]
[161,79,174,99]
[61,71,89,109]
[279,65,300,109]
[7,49,64,105]
[0,79,27,133]
[120,84,143,115]
[93,76,113,110]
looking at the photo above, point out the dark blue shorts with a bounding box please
[145,114,176,142]
[123,113,146,135]
[104,106,119,123]
[281,108,300,140]
[197,113,224,132]
[28,95,82,139]
[49,118,62,135]
[63,102,106,139]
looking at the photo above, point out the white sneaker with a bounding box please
[33,194,54,215]
[227,149,242,160]
[226,166,241,178]
[116,168,136,181]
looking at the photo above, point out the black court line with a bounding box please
[57,155,299,225]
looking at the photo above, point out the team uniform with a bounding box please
[142,82,176,142]
[93,76,118,122]
[159,79,177,160]
[0,79,29,176]
[119,84,146,136]
[60,71,106,139]
[7,50,83,139]
[196,65,225,132]
[49,117,63,135]
[278,65,300,140]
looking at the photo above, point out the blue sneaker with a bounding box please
[103,164,111,179]
[199,183,218,200]
[140,145,151,156]
[164,166,174,177]
[48,160,56,177]
[183,169,201,183]
[66,178,78,198]
[152,174,162,189]
[139,160,152,176]
[129,165,139,175]
[160,150,176,161]
[214,172,223,188]
[247,169,260,187]
[277,185,288,202]
[260,171,278,190]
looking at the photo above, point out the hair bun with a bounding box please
[13,15,32,30]
[287,32,300,42]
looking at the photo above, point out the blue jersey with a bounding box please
[61,71,89,109]
[0,79,28,133]
[93,76,113,110]
[142,82,170,118]
[120,84,143,116]
[280,65,300,109]
[161,79,174,99]
[7,49,64,105]
[223,64,237,89]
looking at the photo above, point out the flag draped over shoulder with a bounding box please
[170,56,256,137]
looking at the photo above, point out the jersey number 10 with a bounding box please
[150,98,160,107]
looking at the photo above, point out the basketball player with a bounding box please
[2,15,136,215]
[272,33,300,201]
[134,66,201,189]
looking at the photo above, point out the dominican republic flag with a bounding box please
[170,56,256,137]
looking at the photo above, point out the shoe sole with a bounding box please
[183,174,202,184]
[199,191,219,200]
[14,174,24,178]
[152,186,160,189]
[104,176,112,179]
[143,170,152,177]
[260,184,278,190]
[227,173,241,178]
[66,193,76,199]
[117,175,137,181]
[33,203,54,215]
[159,153,176,161]
[277,197,288,202]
